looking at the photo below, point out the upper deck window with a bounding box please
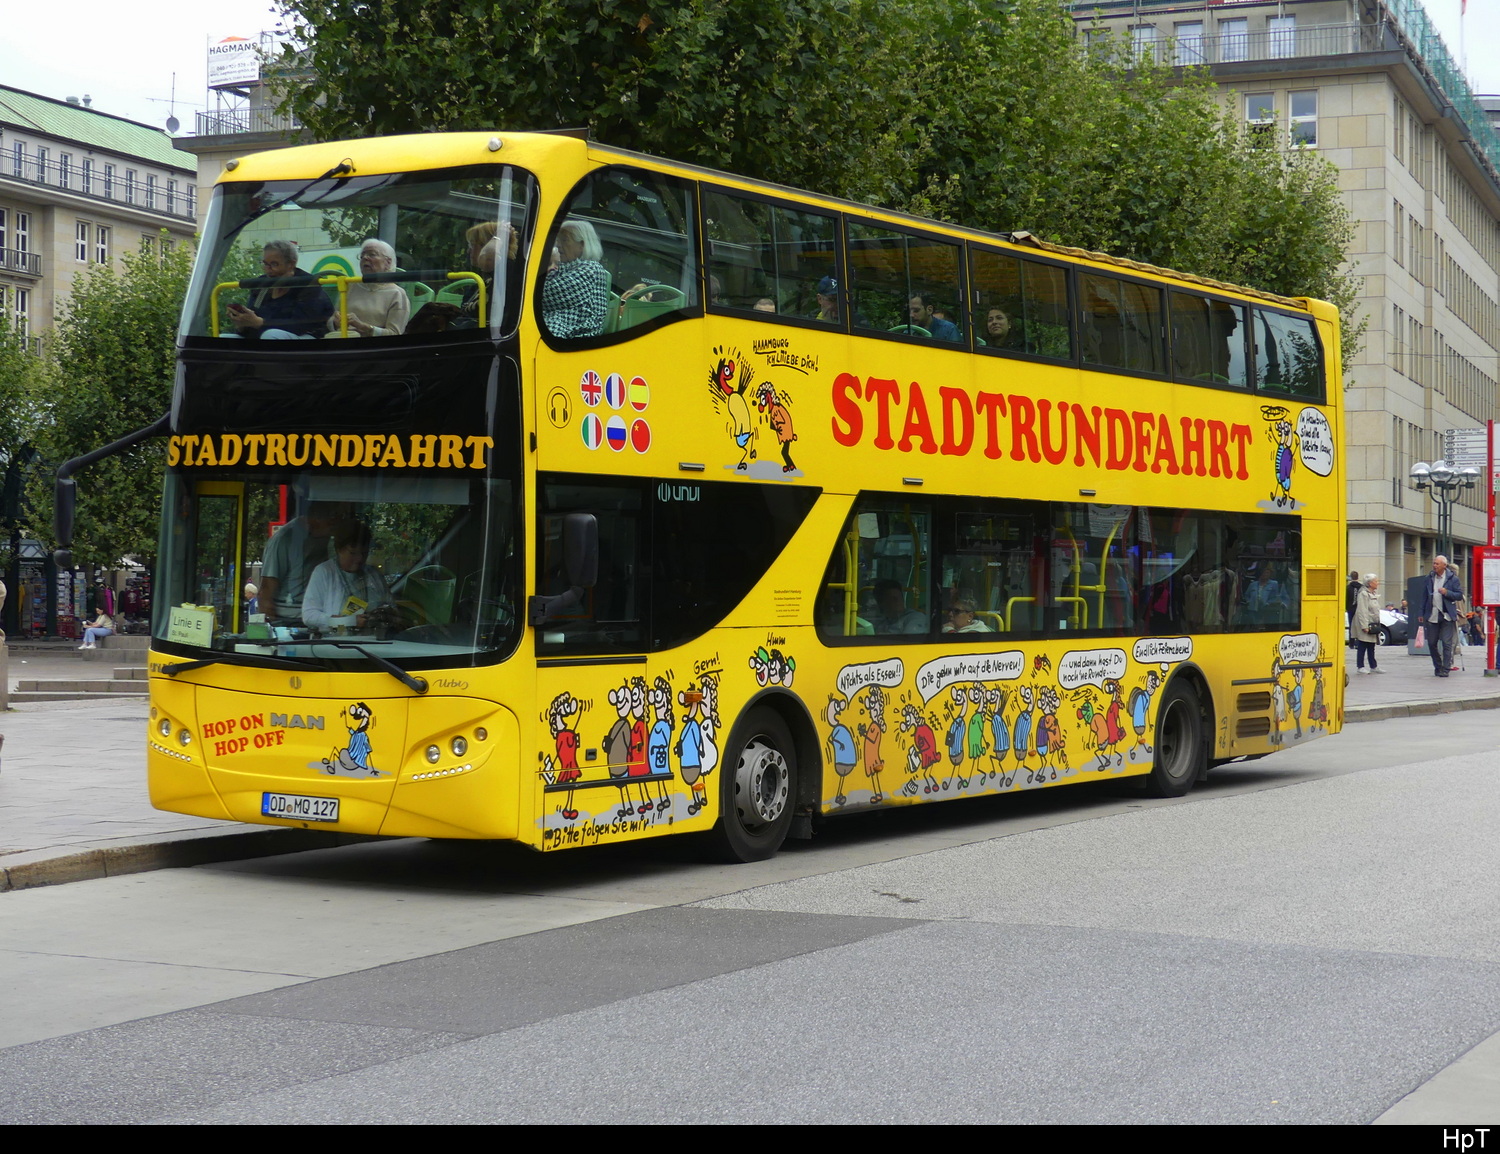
[181,165,536,342]
[1171,292,1247,387]
[970,249,1072,359]
[1253,308,1323,400]
[704,189,837,322]
[846,221,965,345]
[539,167,699,345]
[1081,272,1165,376]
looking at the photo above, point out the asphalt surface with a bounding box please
[1,640,1498,1124]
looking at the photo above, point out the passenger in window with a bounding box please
[327,239,410,338]
[908,293,961,342]
[543,219,611,338]
[872,578,928,634]
[224,240,333,339]
[753,297,777,312]
[984,306,1013,348]
[814,276,842,323]
[301,521,394,631]
[943,597,992,633]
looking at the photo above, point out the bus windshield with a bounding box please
[155,470,519,667]
[180,165,536,341]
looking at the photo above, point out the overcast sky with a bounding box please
[3,0,1498,138]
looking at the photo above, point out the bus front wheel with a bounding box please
[1144,681,1205,798]
[707,708,796,862]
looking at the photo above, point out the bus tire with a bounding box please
[706,708,796,863]
[1143,680,1205,798]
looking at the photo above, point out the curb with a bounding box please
[1346,694,1500,723]
[0,826,388,894]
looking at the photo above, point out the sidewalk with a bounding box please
[3,641,1500,893]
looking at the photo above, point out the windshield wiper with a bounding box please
[253,639,429,694]
[160,651,321,677]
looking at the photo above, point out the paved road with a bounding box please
[2,708,1498,1124]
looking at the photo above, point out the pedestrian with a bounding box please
[1350,574,1383,673]
[78,609,114,650]
[1419,554,1463,677]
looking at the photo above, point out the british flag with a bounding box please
[579,370,602,406]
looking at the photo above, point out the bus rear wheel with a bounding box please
[706,708,796,863]
[1144,681,1205,798]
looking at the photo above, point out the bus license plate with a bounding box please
[261,792,339,823]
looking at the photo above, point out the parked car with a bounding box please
[1378,607,1408,646]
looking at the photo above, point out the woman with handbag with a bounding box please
[1351,574,1383,673]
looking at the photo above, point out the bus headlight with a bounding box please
[158,718,173,737]
[450,736,468,758]
[177,729,192,747]
[425,745,441,764]
[474,727,488,742]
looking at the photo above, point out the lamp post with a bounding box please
[1410,459,1481,562]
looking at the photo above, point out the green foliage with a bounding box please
[270,0,1363,367]
[29,241,195,570]
[0,317,48,569]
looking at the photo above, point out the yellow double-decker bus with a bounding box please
[122,131,1342,862]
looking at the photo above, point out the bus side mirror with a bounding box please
[53,477,76,569]
[527,512,599,626]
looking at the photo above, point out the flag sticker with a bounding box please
[628,376,650,411]
[606,415,628,451]
[630,418,652,453]
[579,370,602,407]
[603,373,626,409]
[581,414,604,449]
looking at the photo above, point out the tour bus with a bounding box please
[103,132,1343,861]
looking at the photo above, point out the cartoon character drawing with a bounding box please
[754,380,798,474]
[675,679,715,816]
[605,678,651,818]
[1036,685,1065,779]
[1264,405,1297,508]
[646,676,676,814]
[858,684,888,803]
[321,701,382,777]
[898,701,942,797]
[1129,670,1160,758]
[965,684,989,783]
[943,684,967,790]
[710,351,756,470]
[826,695,858,806]
[698,670,722,780]
[1013,685,1035,778]
[1270,661,1288,746]
[1092,678,1127,770]
[543,692,584,820]
[987,688,1011,785]
[1308,668,1327,732]
[749,646,796,688]
[1289,667,1305,740]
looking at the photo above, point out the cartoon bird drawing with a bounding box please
[709,352,757,470]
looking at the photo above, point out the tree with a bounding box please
[268,0,1362,363]
[29,242,195,571]
[0,315,47,573]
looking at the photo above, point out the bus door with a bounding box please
[189,480,250,635]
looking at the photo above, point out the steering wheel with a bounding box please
[888,324,931,337]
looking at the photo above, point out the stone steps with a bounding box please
[13,664,149,703]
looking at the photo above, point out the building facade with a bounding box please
[0,86,198,340]
[1073,0,1500,587]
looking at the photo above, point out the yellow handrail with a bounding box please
[1004,596,1036,632]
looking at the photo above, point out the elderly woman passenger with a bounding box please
[542,219,611,339]
[328,238,410,338]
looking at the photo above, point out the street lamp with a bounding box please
[1410,458,1481,560]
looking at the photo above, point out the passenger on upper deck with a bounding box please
[908,293,961,342]
[984,306,1013,348]
[814,276,842,324]
[542,219,611,339]
[225,240,334,340]
[328,239,410,338]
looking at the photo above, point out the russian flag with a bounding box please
[606,415,628,451]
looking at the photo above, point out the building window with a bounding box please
[187,184,196,216]
[1174,22,1204,65]
[146,174,158,210]
[33,146,48,183]
[1220,18,1248,62]
[13,211,29,255]
[141,233,155,260]
[166,179,177,214]
[103,164,115,198]
[10,143,21,179]
[81,157,93,194]
[76,221,90,262]
[125,169,136,204]
[96,225,109,265]
[13,288,29,337]
[1132,24,1161,61]
[59,153,72,189]
[1268,15,1295,59]
[1246,93,1275,138]
[1290,90,1317,146]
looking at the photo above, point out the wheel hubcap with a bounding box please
[735,738,789,828]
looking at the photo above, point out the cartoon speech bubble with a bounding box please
[836,658,905,699]
[1132,636,1193,667]
[1277,633,1320,664]
[1058,648,1128,690]
[913,650,1024,703]
[1297,407,1334,477]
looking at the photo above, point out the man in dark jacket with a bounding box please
[1419,555,1464,677]
[225,240,333,339]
